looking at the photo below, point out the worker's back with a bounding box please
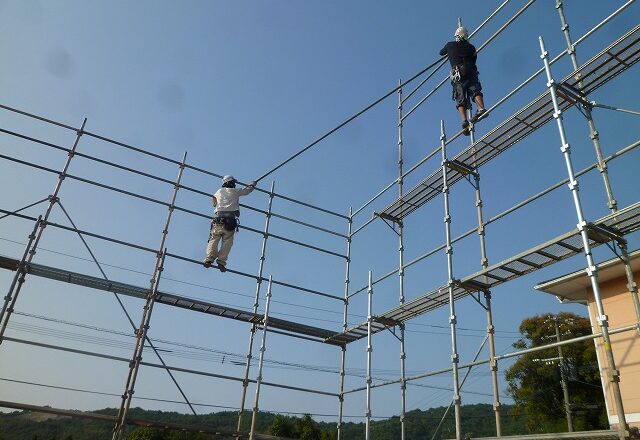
[440,40,478,70]
[214,186,253,213]
[215,188,242,213]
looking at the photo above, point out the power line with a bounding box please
[9,313,513,384]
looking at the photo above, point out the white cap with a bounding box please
[222,175,235,184]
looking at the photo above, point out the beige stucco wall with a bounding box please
[587,273,640,429]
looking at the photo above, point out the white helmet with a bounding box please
[222,175,235,184]
[455,26,468,41]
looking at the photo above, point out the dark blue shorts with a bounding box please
[452,75,483,109]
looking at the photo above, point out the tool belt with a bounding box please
[212,211,239,232]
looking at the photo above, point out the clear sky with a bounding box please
[0,0,639,430]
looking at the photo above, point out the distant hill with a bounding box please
[0,403,528,440]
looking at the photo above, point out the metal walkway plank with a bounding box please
[380,24,640,221]
[0,256,355,346]
[326,201,640,344]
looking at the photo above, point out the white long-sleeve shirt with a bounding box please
[213,186,254,214]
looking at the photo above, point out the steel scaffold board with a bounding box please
[325,201,640,344]
[380,24,640,221]
[0,257,356,346]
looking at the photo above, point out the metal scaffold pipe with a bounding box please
[402,0,537,123]
[112,250,168,440]
[440,120,462,440]
[238,181,276,431]
[363,1,634,218]
[55,154,196,419]
[554,0,640,333]
[401,0,512,105]
[337,207,352,440]
[539,35,629,440]
[113,152,191,438]
[0,118,86,342]
[348,130,640,301]
[365,270,373,440]
[430,336,489,440]
[555,0,617,213]
[397,79,407,440]
[249,276,274,440]
[468,112,502,436]
[342,324,638,395]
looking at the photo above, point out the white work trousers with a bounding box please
[206,223,235,265]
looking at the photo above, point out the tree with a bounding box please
[268,415,296,438]
[505,312,608,433]
[125,427,169,440]
[294,414,321,440]
[267,414,331,440]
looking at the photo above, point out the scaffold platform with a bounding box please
[379,24,640,222]
[0,256,358,346]
[327,200,640,344]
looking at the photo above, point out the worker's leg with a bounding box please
[469,78,486,122]
[205,224,223,263]
[453,82,468,123]
[457,106,467,122]
[216,229,235,266]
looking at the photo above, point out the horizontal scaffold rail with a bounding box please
[0,256,358,346]
[326,200,640,344]
[379,24,640,222]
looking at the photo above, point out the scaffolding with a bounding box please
[1,1,640,440]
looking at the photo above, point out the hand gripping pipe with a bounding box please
[539,35,629,440]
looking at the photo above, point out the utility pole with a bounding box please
[554,318,574,432]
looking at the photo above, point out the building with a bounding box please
[535,250,640,430]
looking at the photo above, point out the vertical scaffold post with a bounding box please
[469,118,502,436]
[539,36,629,440]
[555,0,617,213]
[249,276,273,440]
[0,118,86,342]
[365,270,373,440]
[397,78,407,440]
[113,152,187,440]
[337,207,352,440]
[441,120,462,440]
[484,291,502,435]
[555,0,640,333]
[238,181,275,431]
[0,216,41,342]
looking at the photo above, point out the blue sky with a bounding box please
[1,0,639,429]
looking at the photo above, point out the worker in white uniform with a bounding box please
[204,175,256,271]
